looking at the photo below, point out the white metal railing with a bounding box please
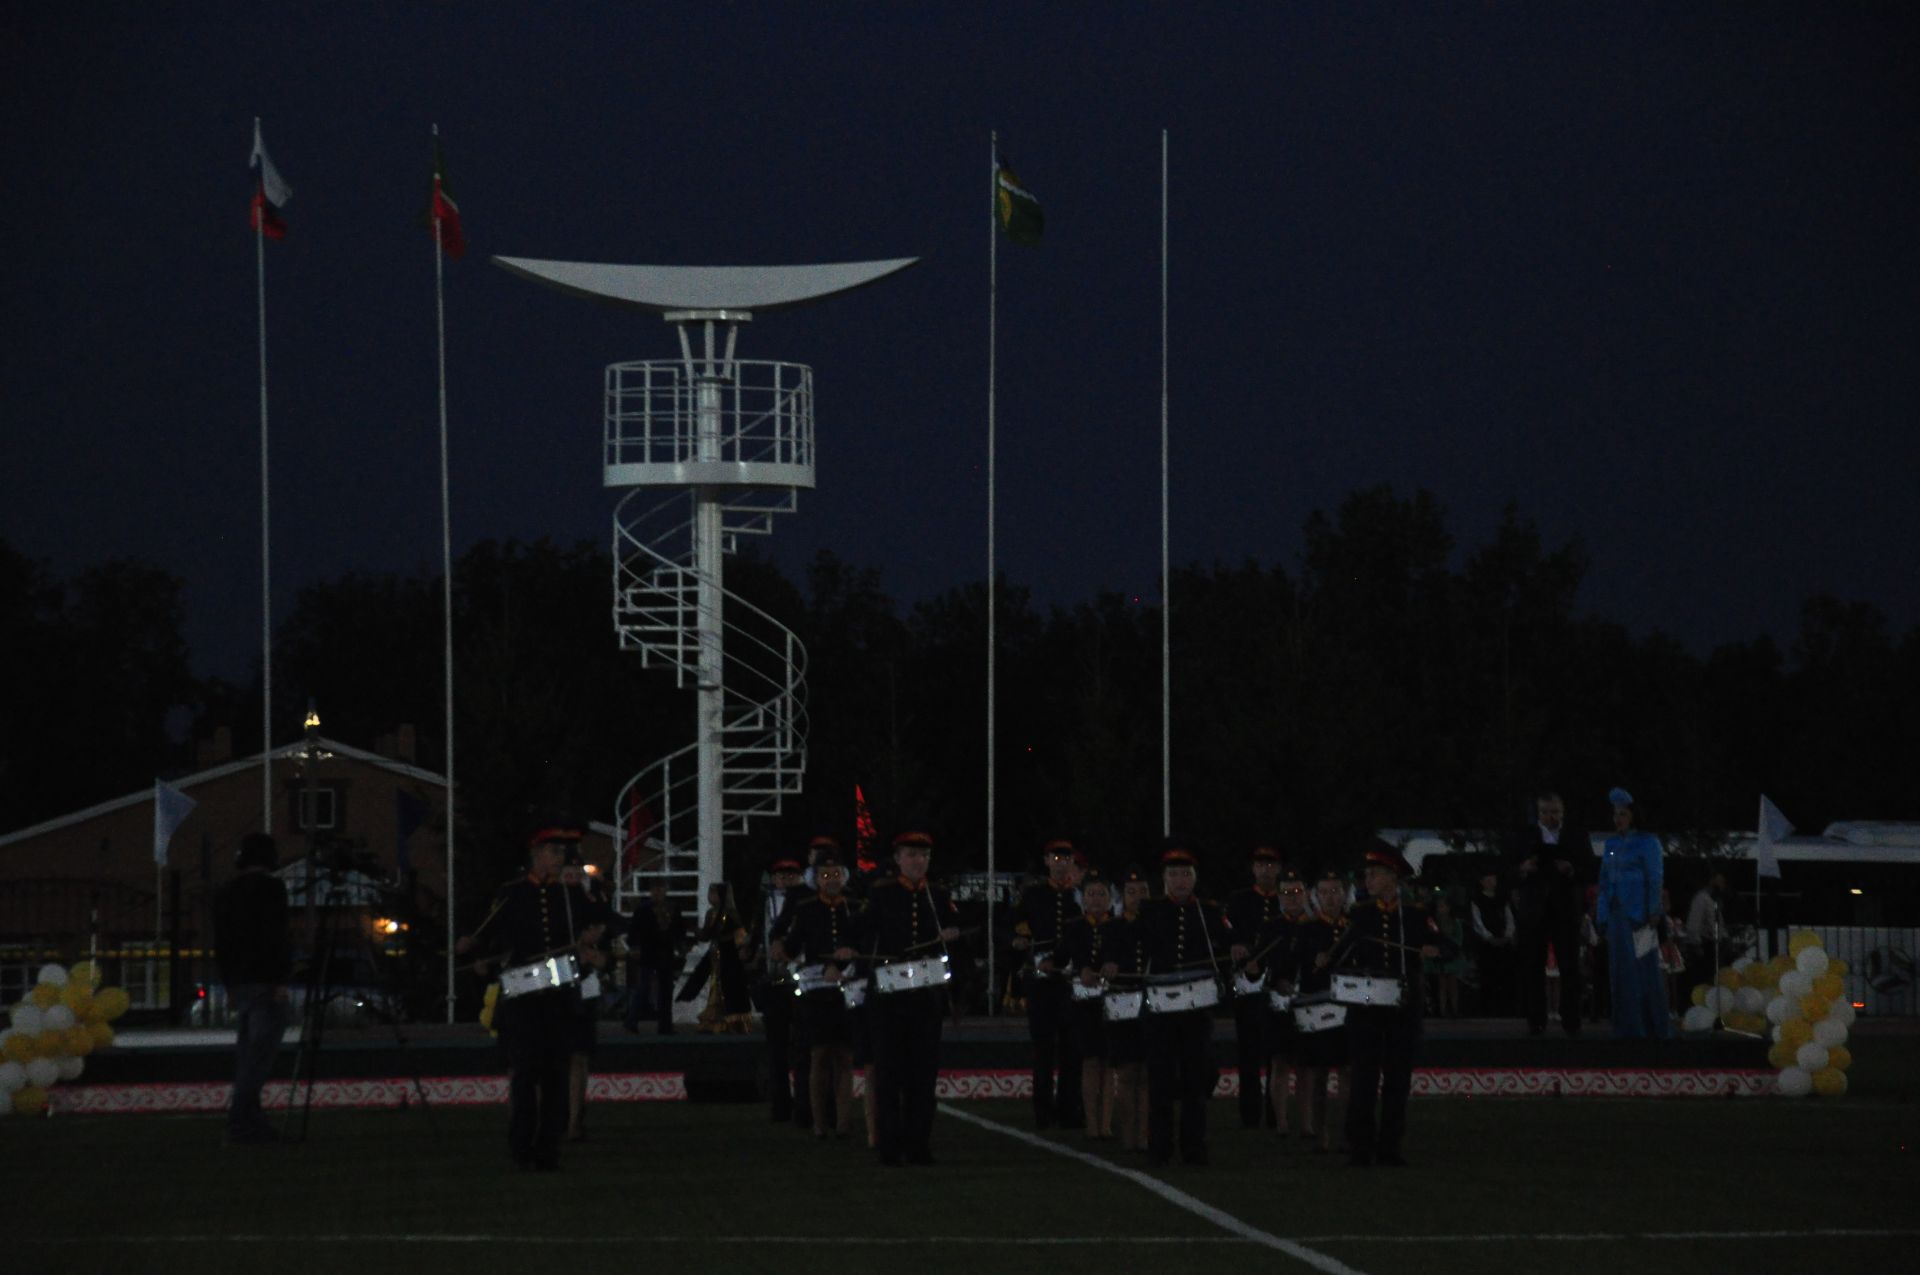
[605,360,814,473]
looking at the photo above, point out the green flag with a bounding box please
[995,158,1043,246]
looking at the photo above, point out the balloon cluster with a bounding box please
[0,962,130,1116]
[478,982,500,1036]
[1679,930,1853,1097]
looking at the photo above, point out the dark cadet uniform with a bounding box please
[1225,868,1285,1127]
[468,871,610,1169]
[1254,904,1316,1064]
[1292,909,1351,1069]
[1059,908,1122,1062]
[864,867,958,1165]
[755,865,814,1127]
[1107,904,1151,1067]
[785,887,867,1136]
[1330,872,1456,1166]
[1013,870,1084,1128]
[1138,889,1231,1164]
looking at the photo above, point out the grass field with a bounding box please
[10,1041,1918,1275]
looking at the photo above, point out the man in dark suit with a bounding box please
[1512,790,1587,1035]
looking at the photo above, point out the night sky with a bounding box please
[5,5,1915,684]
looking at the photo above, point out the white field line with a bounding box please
[937,1102,1368,1275]
[1299,1228,1920,1244]
[19,1235,1250,1246]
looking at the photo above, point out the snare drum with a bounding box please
[872,954,951,994]
[1233,969,1267,998]
[1103,989,1145,1022]
[499,952,582,999]
[1291,991,1348,1033]
[1144,973,1221,1014]
[841,977,869,1009]
[1071,978,1105,1002]
[1330,971,1405,1008]
[1267,989,1293,1014]
[794,964,840,996]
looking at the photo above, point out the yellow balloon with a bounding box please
[35,1030,68,1060]
[1828,958,1850,977]
[1780,1018,1814,1047]
[1788,930,1824,955]
[1741,963,1773,989]
[63,1025,95,1057]
[68,961,103,990]
[1767,1042,1798,1069]
[88,1022,114,1050]
[1690,984,1710,1008]
[12,1086,49,1115]
[1813,974,1844,1001]
[1,1033,32,1063]
[93,987,130,1022]
[1800,993,1831,1021]
[28,983,60,1009]
[1716,968,1741,988]
[1811,1068,1847,1096]
[1827,1045,1852,1071]
[1768,954,1796,979]
[61,981,94,1017]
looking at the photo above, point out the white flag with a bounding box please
[154,779,198,867]
[250,119,292,207]
[1755,794,1793,881]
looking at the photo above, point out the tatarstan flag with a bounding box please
[249,119,290,240]
[426,131,465,259]
[994,149,1043,246]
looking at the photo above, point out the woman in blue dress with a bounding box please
[1596,788,1674,1039]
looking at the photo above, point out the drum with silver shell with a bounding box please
[1291,990,1348,1033]
[1143,972,1221,1014]
[872,954,951,995]
[1330,970,1405,1009]
[499,952,582,999]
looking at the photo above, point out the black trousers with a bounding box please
[1146,1008,1214,1160]
[1231,993,1269,1125]
[500,993,573,1167]
[1025,977,1082,1126]
[1345,1006,1419,1158]
[762,991,798,1121]
[871,987,945,1161]
[1519,915,1583,1031]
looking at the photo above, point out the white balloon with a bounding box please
[1778,971,1814,1001]
[1795,947,1830,977]
[8,1004,43,1035]
[36,964,69,987]
[1812,1019,1848,1049]
[0,1059,25,1093]
[1681,1005,1716,1032]
[55,1055,83,1082]
[1830,1000,1857,1026]
[1795,1041,1830,1072]
[1770,1024,1784,1043]
[1777,1066,1813,1097]
[1706,987,1734,1014]
[24,1056,58,1088]
[1731,956,1754,972]
[42,1004,76,1032]
[1765,995,1794,1025]
[1734,987,1766,1015]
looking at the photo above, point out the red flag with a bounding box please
[854,784,878,874]
[250,182,287,240]
[621,797,656,875]
[249,120,290,240]
[427,133,465,259]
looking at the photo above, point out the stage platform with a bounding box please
[47,1015,1881,1114]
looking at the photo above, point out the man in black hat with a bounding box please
[213,832,292,1145]
[864,830,960,1166]
[1225,845,1286,1129]
[1011,838,1084,1129]
[456,822,611,1170]
[1138,845,1231,1166]
[756,850,814,1126]
[1323,844,1453,1168]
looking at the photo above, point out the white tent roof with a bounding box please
[491,256,917,312]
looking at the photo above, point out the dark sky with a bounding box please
[5,4,1915,681]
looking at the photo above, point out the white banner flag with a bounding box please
[1755,794,1793,881]
[154,778,198,867]
[250,119,292,207]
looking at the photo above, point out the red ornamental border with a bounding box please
[43,1067,1774,1115]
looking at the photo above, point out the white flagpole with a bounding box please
[1159,128,1171,839]
[255,116,273,835]
[433,123,458,1025]
[986,130,999,1015]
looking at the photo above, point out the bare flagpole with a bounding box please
[986,130,999,1014]
[1159,128,1171,838]
[256,116,273,834]
[433,123,458,1025]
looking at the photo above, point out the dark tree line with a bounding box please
[4,487,1915,899]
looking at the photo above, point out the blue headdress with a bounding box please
[1607,787,1635,808]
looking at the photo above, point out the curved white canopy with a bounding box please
[492,255,917,313]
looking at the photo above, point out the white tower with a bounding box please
[494,255,916,919]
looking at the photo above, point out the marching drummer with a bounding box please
[1226,845,1287,1129]
[1108,866,1153,1152]
[755,850,814,1129]
[864,829,961,1166]
[1295,871,1352,1153]
[455,820,611,1171]
[1138,844,1231,1167]
[1253,870,1315,1137]
[1322,844,1453,1168]
[783,843,866,1141]
[1011,838,1085,1130]
[1060,871,1120,1138]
